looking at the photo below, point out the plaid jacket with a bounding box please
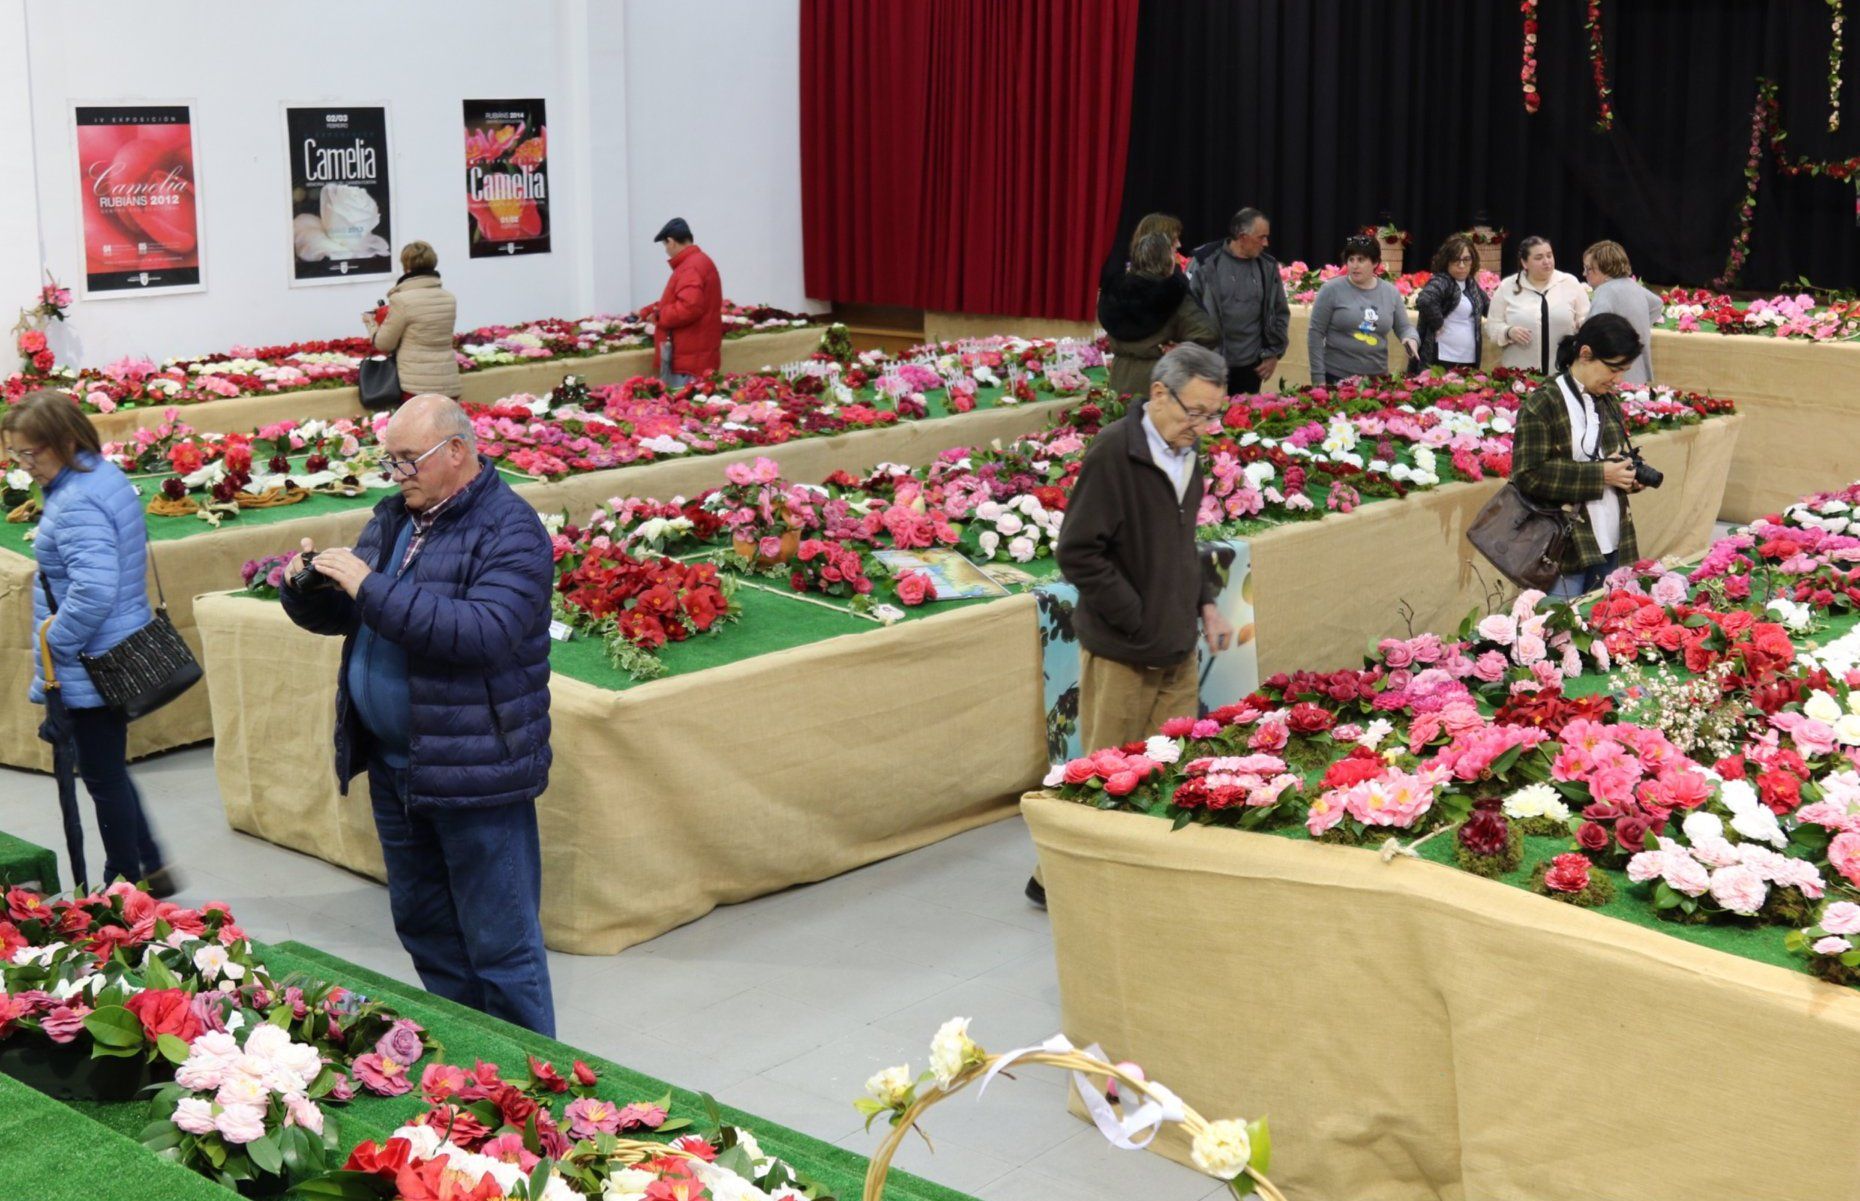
[1510,378,1638,571]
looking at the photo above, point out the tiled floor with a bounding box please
[0,746,1233,1201]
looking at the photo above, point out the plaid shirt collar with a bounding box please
[397,474,473,572]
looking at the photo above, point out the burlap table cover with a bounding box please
[1022,794,1860,1201]
[1245,414,1740,675]
[82,326,826,442]
[0,395,1076,770]
[198,590,1046,955]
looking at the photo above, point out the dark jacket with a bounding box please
[1414,273,1489,367]
[1098,270,1220,397]
[1188,242,1289,367]
[281,458,554,810]
[1511,377,1640,572]
[654,245,724,376]
[1057,411,1215,668]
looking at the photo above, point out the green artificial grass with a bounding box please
[17,940,977,1201]
[0,1070,233,1201]
[0,828,58,891]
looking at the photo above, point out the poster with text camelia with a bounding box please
[74,105,204,295]
[286,105,393,285]
[463,98,549,257]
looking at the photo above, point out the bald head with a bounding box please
[383,394,479,510]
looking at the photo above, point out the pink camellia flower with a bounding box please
[1542,853,1593,894]
[1829,832,1860,888]
[1190,718,1221,740]
[1821,901,1860,935]
[40,1001,90,1044]
[1813,935,1853,956]
[1158,716,1196,738]
[172,1097,218,1136]
[1709,864,1768,915]
[351,1052,413,1097]
[1472,651,1509,683]
[1377,638,1415,668]
[1475,614,1518,646]
[565,1097,622,1139]
[481,1132,541,1170]
[1248,721,1289,753]
[616,1101,669,1131]
[283,1093,325,1136]
[374,1018,424,1065]
[215,1102,269,1145]
[1650,573,1690,606]
[420,1061,468,1102]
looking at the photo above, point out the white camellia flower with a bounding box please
[865,1063,914,1107]
[1835,713,1860,747]
[1805,691,1844,725]
[977,530,1000,558]
[5,468,31,491]
[1144,735,1183,764]
[928,1016,980,1088]
[391,1124,444,1159]
[1007,535,1036,562]
[1501,782,1569,821]
[1356,718,1395,751]
[1190,1118,1253,1179]
[1681,812,1726,845]
[604,1167,659,1200]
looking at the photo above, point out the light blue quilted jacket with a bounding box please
[29,452,151,709]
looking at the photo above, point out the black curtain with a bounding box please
[1117,0,1857,292]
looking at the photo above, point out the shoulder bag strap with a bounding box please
[36,572,58,687]
[146,548,170,612]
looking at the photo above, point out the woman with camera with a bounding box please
[1510,313,1652,597]
[3,390,174,893]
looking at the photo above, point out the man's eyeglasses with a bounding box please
[1167,386,1224,428]
[380,436,458,479]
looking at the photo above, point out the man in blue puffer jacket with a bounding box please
[281,394,555,1034]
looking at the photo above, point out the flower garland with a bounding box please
[1833,0,1846,132]
[1520,0,1541,113]
[1585,0,1615,131]
[1716,77,1860,287]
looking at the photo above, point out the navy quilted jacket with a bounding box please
[280,459,553,810]
[29,452,152,708]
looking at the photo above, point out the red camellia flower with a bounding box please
[572,1059,598,1087]
[343,1137,414,1180]
[1543,853,1593,894]
[529,1055,569,1093]
[124,988,204,1044]
[1575,821,1611,852]
[1286,702,1335,735]
[1757,770,1802,815]
[1458,805,1510,857]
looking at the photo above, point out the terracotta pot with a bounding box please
[733,527,801,566]
[1477,243,1504,277]
[1380,241,1405,279]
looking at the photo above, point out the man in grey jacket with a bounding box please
[1189,208,1291,396]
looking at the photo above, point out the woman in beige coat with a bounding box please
[1484,236,1589,376]
[365,241,461,398]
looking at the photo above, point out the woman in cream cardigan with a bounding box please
[365,241,462,399]
[1484,236,1589,375]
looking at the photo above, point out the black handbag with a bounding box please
[1466,483,1572,592]
[40,556,202,721]
[358,354,401,410]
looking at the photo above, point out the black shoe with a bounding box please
[144,867,181,900]
[1024,875,1047,909]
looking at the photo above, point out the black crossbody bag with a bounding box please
[40,555,202,720]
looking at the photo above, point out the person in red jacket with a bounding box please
[650,217,723,386]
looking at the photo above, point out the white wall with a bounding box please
[9,0,815,370]
[0,0,45,371]
[622,0,817,314]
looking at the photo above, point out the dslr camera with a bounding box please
[288,550,338,592]
[1615,446,1663,490]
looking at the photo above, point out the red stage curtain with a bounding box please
[800,0,1139,321]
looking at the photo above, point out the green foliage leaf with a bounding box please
[157,1033,192,1064]
[285,1170,398,1200]
[83,1004,146,1048]
[1247,1115,1273,1174]
[527,1158,552,1201]
[141,954,182,991]
[247,1131,285,1177]
[714,1144,756,1180]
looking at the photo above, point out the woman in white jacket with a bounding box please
[1485,237,1589,374]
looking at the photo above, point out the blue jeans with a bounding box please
[367,760,555,1035]
[69,707,164,885]
[1551,551,1620,599]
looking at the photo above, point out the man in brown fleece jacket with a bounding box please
[1027,344,1237,909]
[1058,341,1235,750]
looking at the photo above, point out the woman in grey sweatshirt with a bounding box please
[1308,235,1419,385]
[1582,240,1664,385]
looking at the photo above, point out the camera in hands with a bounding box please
[288,550,338,592]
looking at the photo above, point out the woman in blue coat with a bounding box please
[3,390,172,893]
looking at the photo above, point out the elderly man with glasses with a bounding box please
[280,394,556,1034]
[1026,344,1236,907]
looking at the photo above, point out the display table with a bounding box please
[0,392,1077,771]
[0,930,976,1201]
[83,325,826,442]
[1241,414,1738,675]
[1276,304,1852,525]
[1022,794,1859,1201]
[198,588,1047,955]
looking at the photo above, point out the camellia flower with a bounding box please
[928,1017,984,1088]
[864,1063,914,1108]
[1190,1118,1253,1180]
